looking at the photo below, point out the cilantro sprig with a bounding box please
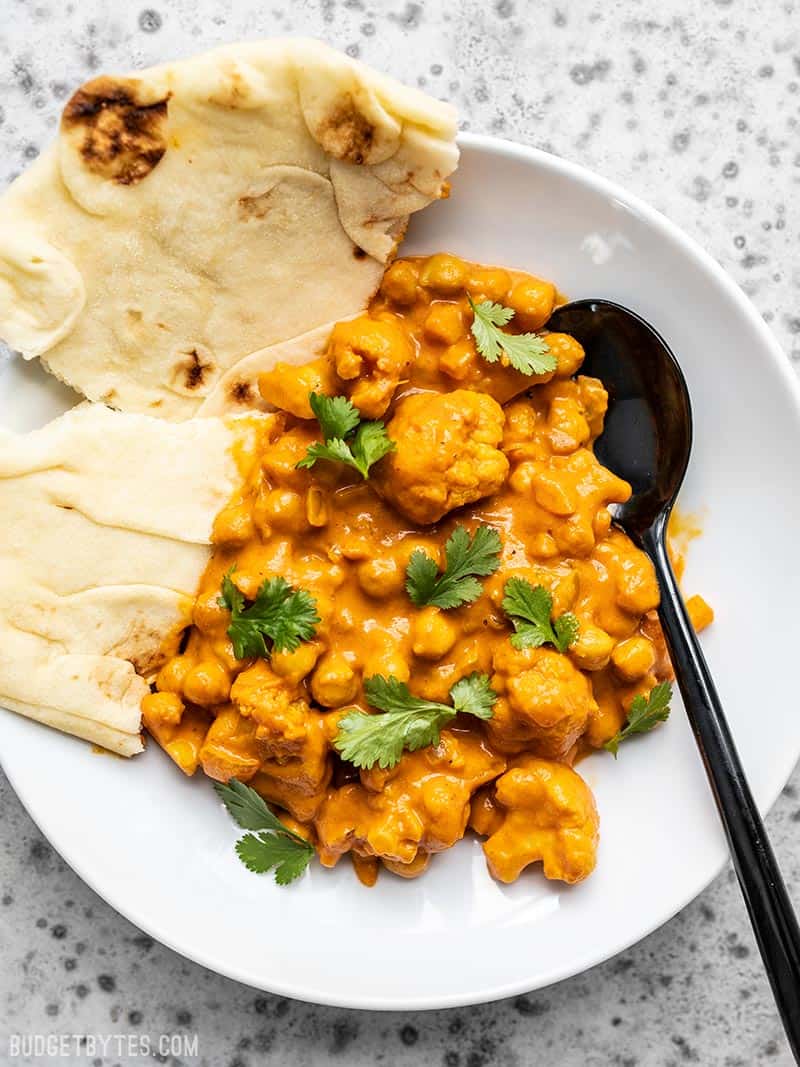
[603,681,673,757]
[219,570,319,660]
[501,577,580,653]
[296,392,395,479]
[405,525,502,610]
[334,673,497,771]
[469,296,556,376]
[214,779,315,885]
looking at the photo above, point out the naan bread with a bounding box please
[0,404,267,755]
[0,39,458,420]
[199,319,344,417]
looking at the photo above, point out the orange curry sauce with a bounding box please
[142,254,713,888]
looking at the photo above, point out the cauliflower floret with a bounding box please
[258,356,337,419]
[252,714,333,823]
[314,729,505,875]
[488,644,597,757]
[327,315,413,418]
[198,705,264,782]
[375,390,509,525]
[481,756,599,884]
[230,660,308,758]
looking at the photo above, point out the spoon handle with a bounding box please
[643,522,800,1061]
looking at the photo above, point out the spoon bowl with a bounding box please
[548,299,691,539]
[547,297,800,1061]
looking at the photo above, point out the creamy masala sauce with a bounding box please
[142,254,712,887]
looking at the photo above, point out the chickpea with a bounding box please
[466,267,512,304]
[182,660,232,706]
[356,557,404,598]
[412,607,458,660]
[212,501,255,547]
[423,303,464,346]
[507,277,556,331]
[271,641,323,686]
[310,653,359,707]
[615,559,660,615]
[611,636,656,682]
[141,690,184,728]
[193,590,228,634]
[363,648,411,683]
[687,594,714,633]
[381,259,419,305]
[508,461,538,494]
[156,654,193,694]
[418,253,467,295]
[529,532,558,559]
[259,488,307,533]
[546,333,585,378]
[439,339,476,381]
[569,623,615,670]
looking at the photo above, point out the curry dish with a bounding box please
[142,254,712,888]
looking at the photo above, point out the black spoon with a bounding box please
[546,298,800,1061]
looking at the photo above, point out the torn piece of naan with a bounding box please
[0,403,268,755]
[198,319,344,418]
[0,38,458,420]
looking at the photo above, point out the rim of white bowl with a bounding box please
[3,132,800,1012]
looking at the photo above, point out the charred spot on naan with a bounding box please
[315,94,376,165]
[237,190,275,220]
[228,379,255,405]
[62,76,169,185]
[168,346,217,396]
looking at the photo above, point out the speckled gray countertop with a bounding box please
[1,1,799,1064]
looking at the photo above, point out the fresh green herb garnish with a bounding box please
[214,779,314,885]
[405,525,502,610]
[468,296,555,376]
[501,577,580,653]
[296,392,395,479]
[334,672,497,770]
[308,392,361,440]
[219,569,319,660]
[603,682,673,758]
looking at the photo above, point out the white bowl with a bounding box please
[2,133,800,1010]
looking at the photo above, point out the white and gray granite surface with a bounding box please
[1,0,799,1064]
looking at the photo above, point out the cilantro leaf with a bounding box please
[309,392,361,441]
[219,571,319,659]
[603,682,673,757]
[297,393,394,479]
[449,672,497,720]
[235,833,314,884]
[404,549,441,607]
[214,778,289,833]
[405,525,502,609]
[219,568,245,616]
[501,576,580,653]
[296,438,356,472]
[350,420,396,476]
[334,672,498,770]
[469,296,556,376]
[215,779,315,886]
